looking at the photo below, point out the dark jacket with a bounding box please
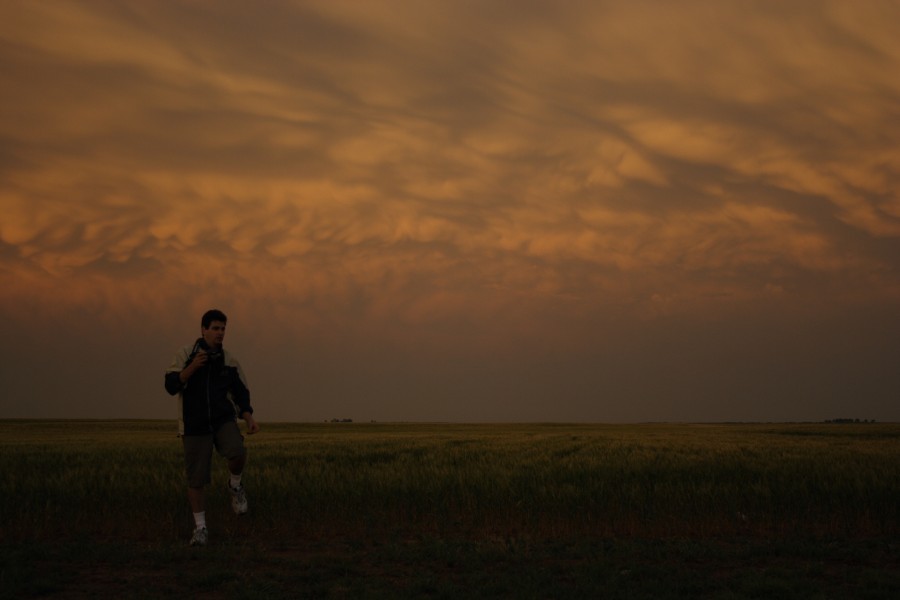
[165,338,252,436]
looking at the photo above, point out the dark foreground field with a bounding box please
[1,420,898,599]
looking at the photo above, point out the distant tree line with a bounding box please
[824,418,876,424]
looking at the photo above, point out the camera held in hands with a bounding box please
[186,343,223,368]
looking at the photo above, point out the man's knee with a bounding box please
[215,421,246,461]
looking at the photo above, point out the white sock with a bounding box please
[229,473,242,489]
[193,511,206,529]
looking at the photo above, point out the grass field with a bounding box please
[1,420,898,598]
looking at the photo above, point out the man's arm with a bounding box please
[178,351,207,383]
[228,356,259,433]
[164,347,207,395]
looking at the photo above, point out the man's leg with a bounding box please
[187,486,208,545]
[216,422,249,515]
[188,486,205,513]
[227,452,246,479]
[226,452,248,514]
[183,434,213,545]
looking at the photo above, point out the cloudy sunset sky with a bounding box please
[2,0,898,423]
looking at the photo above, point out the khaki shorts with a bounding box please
[182,421,246,488]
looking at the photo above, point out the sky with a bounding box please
[1,0,899,423]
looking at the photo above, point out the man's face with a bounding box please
[202,320,226,349]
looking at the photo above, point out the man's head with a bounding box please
[201,309,228,349]
[201,309,227,329]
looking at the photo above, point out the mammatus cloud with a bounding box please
[1,1,899,421]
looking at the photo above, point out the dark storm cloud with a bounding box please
[1,1,898,422]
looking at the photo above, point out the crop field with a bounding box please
[1,420,898,598]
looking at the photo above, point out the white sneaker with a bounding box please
[190,526,208,546]
[229,484,248,515]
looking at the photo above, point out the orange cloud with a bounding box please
[2,0,899,334]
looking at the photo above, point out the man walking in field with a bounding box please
[165,309,260,546]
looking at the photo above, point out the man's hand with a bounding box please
[189,350,208,369]
[242,412,260,434]
[179,351,207,384]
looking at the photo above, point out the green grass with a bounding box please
[1,420,898,598]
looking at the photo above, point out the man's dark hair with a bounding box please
[201,309,228,329]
